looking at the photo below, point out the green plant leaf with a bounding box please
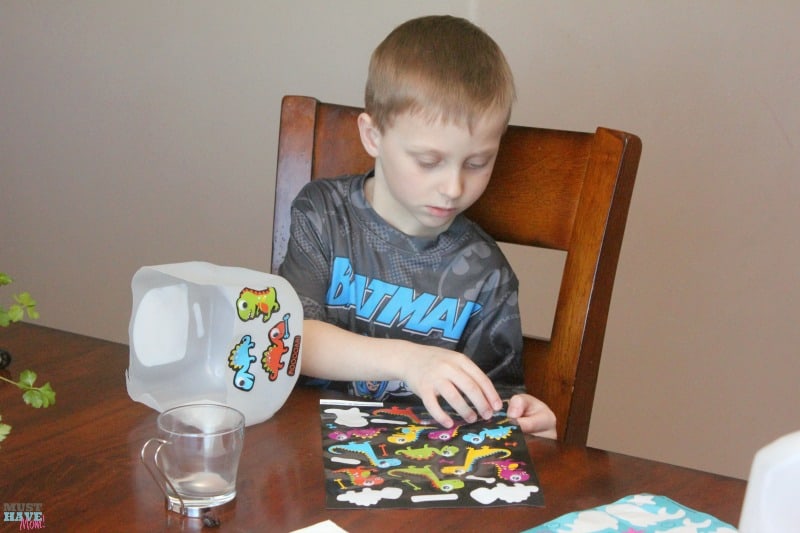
[15,292,37,308]
[0,418,10,443]
[18,369,37,388]
[0,363,55,445]
[7,304,24,323]
[1,276,39,326]
[39,382,55,407]
[2,370,55,409]
[24,387,52,408]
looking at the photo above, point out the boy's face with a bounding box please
[358,108,507,238]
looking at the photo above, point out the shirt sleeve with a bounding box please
[460,266,525,388]
[277,184,333,321]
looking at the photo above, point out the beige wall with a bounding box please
[2,1,798,480]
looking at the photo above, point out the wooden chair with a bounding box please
[272,95,641,445]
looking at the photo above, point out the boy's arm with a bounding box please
[301,319,503,427]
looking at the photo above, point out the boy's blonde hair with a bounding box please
[365,15,515,132]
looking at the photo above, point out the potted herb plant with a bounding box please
[0,272,55,444]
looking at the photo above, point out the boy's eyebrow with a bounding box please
[468,149,499,158]
[406,146,499,158]
[407,147,444,158]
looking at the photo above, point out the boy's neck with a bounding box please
[363,174,375,205]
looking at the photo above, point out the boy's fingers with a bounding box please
[439,384,479,424]
[438,369,491,422]
[459,363,503,416]
[506,394,524,418]
[421,395,454,428]
[410,351,502,426]
[508,394,558,438]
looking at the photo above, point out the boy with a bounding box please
[279,15,556,438]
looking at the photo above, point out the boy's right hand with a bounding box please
[400,346,503,428]
[299,321,503,429]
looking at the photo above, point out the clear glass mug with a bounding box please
[141,404,245,516]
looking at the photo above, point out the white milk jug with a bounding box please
[126,261,302,425]
[739,430,800,532]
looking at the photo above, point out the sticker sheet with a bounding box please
[319,399,544,509]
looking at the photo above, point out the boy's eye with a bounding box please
[465,159,489,170]
[416,159,440,169]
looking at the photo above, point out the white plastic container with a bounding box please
[126,261,302,426]
[739,430,800,532]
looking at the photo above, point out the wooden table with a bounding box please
[0,323,746,532]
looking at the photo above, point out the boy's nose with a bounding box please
[438,168,464,199]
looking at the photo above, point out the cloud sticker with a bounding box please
[324,407,370,427]
[336,487,403,507]
[470,482,540,505]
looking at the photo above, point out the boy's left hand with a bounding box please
[506,393,557,439]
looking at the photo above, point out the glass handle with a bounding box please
[140,437,187,514]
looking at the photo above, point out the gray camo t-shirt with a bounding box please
[278,172,524,401]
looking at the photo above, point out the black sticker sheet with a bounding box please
[319,399,544,509]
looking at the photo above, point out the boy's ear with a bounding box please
[357,113,381,158]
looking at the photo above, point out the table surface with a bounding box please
[0,323,746,532]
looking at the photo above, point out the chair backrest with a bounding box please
[273,95,641,445]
